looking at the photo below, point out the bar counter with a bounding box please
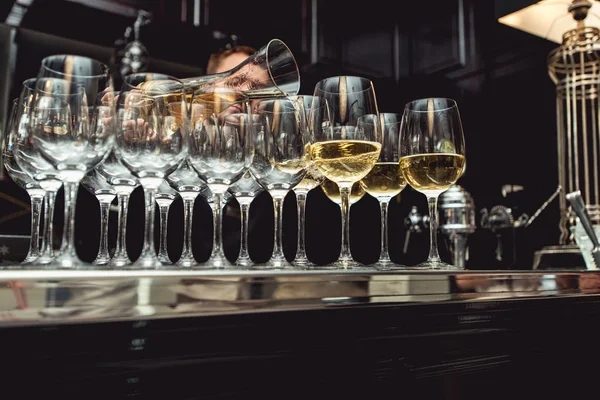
[1,266,599,399]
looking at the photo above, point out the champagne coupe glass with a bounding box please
[359,113,406,269]
[95,149,140,267]
[114,72,188,269]
[166,160,210,268]
[81,169,117,266]
[226,114,264,267]
[29,75,114,269]
[309,76,382,269]
[290,95,325,267]
[2,99,45,265]
[251,98,308,269]
[399,98,466,270]
[34,55,115,269]
[156,180,178,264]
[188,87,248,268]
[13,78,64,266]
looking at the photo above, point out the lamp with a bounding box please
[499,0,600,269]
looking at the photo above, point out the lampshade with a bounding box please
[498,0,600,43]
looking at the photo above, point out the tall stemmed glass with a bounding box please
[114,73,188,269]
[251,98,308,269]
[13,78,63,266]
[2,99,45,264]
[291,95,325,267]
[95,149,140,267]
[399,98,466,270]
[227,114,264,267]
[81,169,116,266]
[29,73,115,269]
[188,87,248,268]
[309,76,381,269]
[167,160,210,268]
[359,113,406,269]
[156,180,178,264]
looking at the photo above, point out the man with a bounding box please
[206,45,257,75]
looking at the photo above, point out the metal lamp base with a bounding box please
[532,244,586,270]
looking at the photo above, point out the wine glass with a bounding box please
[28,75,114,269]
[227,113,265,267]
[33,55,116,269]
[290,95,325,267]
[250,97,308,269]
[81,169,117,266]
[166,160,210,268]
[399,98,466,270]
[156,181,178,265]
[95,149,140,267]
[2,99,45,265]
[188,87,248,268]
[13,78,64,266]
[114,72,188,269]
[308,76,381,269]
[358,113,407,269]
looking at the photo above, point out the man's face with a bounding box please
[216,52,250,73]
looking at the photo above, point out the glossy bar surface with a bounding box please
[0,265,598,326]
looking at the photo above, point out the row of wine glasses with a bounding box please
[2,47,466,271]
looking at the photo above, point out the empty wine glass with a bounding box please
[251,97,308,269]
[13,78,63,266]
[167,160,211,268]
[2,99,45,265]
[188,87,248,268]
[399,98,466,270]
[309,76,382,269]
[291,95,325,267]
[114,72,188,269]
[358,113,406,269]
[95,149,140,267]
[81,169,117,266]
[226,113,264,267]
[33,55,116,269]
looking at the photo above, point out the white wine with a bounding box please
[321,179,365,205]
[399,153,465,195]
[359,162,406,199]
[310,140,381,183]
[294,166,324,192]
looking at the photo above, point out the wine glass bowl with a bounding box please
[399,98,466,270]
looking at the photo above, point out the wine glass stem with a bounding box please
[211,193,225,259]
[272,195,286,261]
[238,201,251,261]
[427,195,442,263]
[58,181,79,259]
[113,193,130,261]
[295,191,308,261]
[141,188,158,258]
[157,204,170,261]
[95,200,113,264]
[339,184,352,262]
[181,197,195,260]
[25,192,44,261]
[40,190,57,261]
[379,199,391,264]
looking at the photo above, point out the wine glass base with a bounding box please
[408,260,462,271]
[251,258,299,270]
[235,257,254,268]
[198,255,237,270]
[109,256,132,268]
[372,261,409,271]
[49,253,88,269]
[292,258,317,269]
[176,257,200,269]
[309,259,373,271]
[92,256,111,266]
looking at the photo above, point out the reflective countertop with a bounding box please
[0,264,598,327]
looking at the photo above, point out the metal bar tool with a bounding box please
[566,190,600,269]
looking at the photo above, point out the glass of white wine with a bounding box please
[309,76,382,269]
[399,98,466,270]
[359,113,407,269]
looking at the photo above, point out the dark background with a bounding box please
[0,0,562,269]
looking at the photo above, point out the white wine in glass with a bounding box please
[399,98,466,270]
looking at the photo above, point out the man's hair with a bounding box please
[206,45,257,74]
